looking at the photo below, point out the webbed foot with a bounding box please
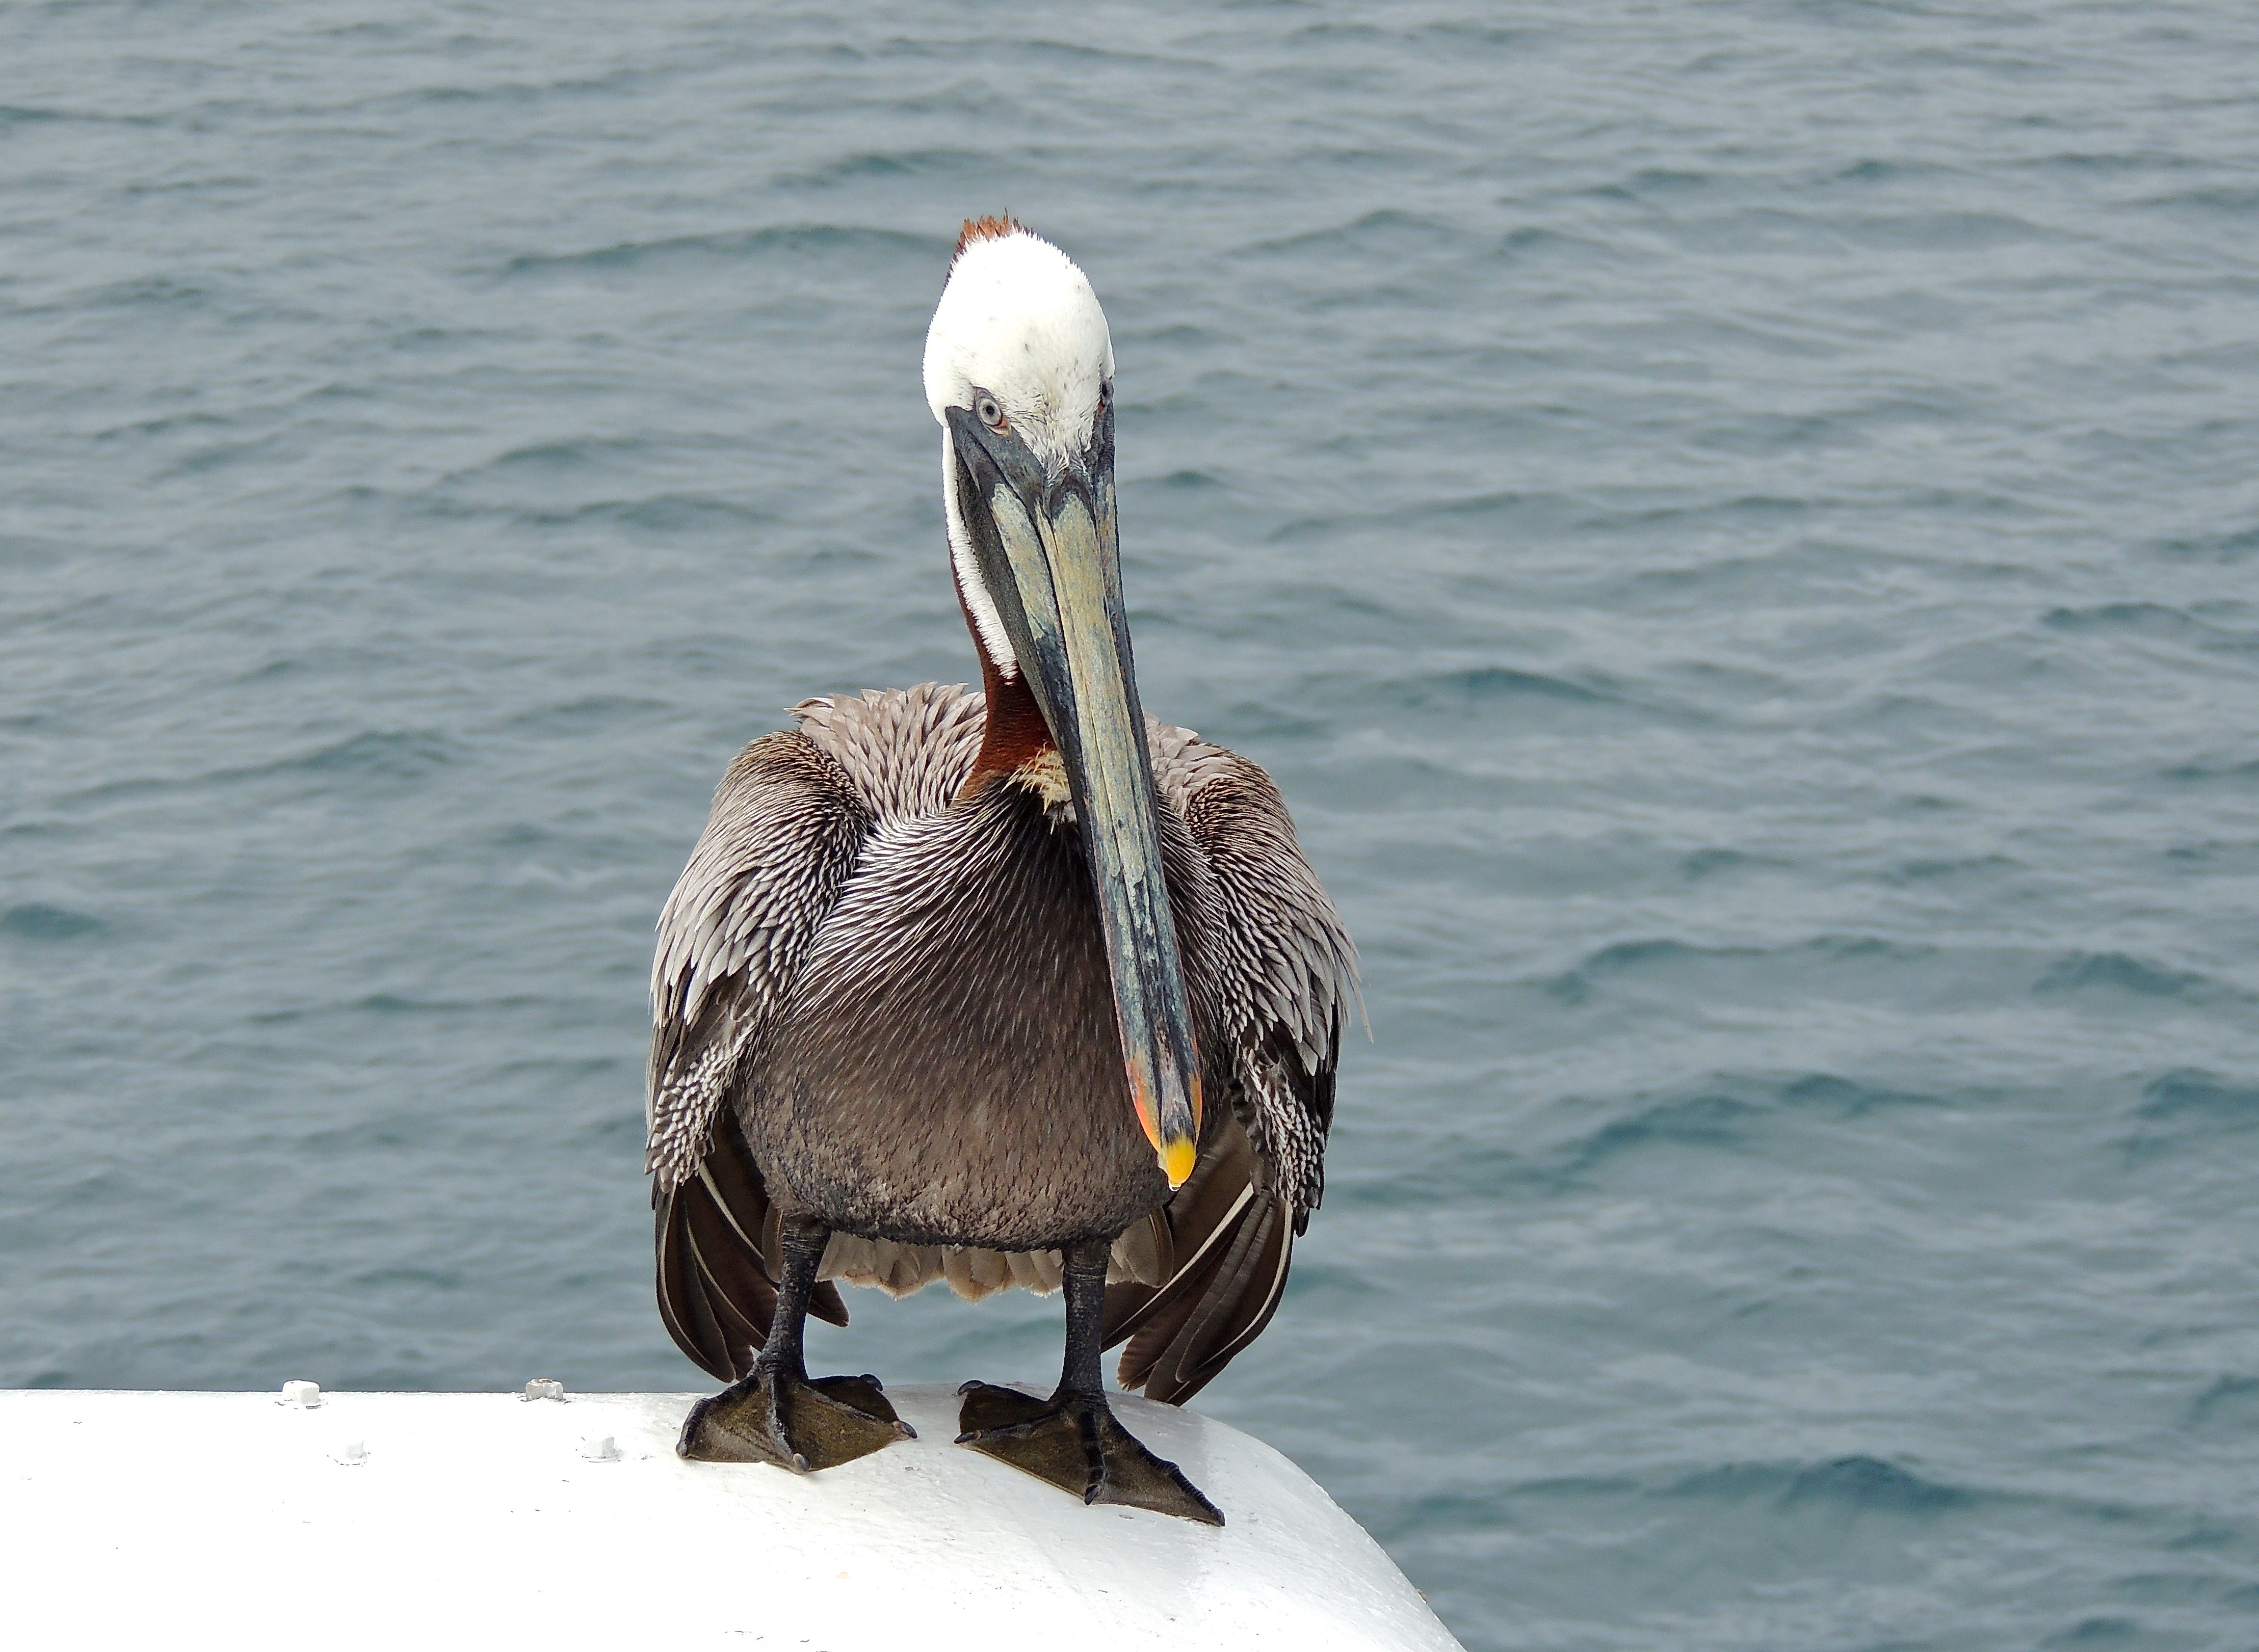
[955,1380,1223,1526]
[678,1368,914,1471]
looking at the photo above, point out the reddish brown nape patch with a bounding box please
[954,214,1025,262]
[948,530,1055,797]
[960,653,1054,799]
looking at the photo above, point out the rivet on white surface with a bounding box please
[521,1378,566,1402]
[336,1441,367,1466]
[579,1435,619,1462]
[278,1380,322,1409]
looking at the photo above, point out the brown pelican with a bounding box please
[645,217,1355,1525]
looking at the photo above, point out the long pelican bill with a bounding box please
[946,402,1202,1187]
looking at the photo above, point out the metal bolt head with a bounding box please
[279,1380,322,1409]
[580,1434,619,1462]
[521,1378,566,1402]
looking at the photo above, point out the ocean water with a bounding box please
[6,2,2258,1645]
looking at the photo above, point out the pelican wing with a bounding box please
[1107,736,1356,1403]
[647,731,875,1181]
[648,730,872,1379]
[650,686,991,1378]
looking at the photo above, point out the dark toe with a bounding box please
[678,1370,910,1471]
[954,1380,1051,1438]
[1086,1408,1224,1527]
[677,1381,790,1467]
[808,1373,916,1439]
[955,1386,1224,1527]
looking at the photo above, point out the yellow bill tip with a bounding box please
[1162,1135,1198,1189]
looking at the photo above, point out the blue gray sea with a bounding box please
[6,4,2258,1646]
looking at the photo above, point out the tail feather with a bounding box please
[679,1182,775,1366]
[1104,1116,1298,1405]
[1117,1193,1290,1404]
[703,1112,849,1327]
[655,1180,746,1380]
[654,1112,847,1381]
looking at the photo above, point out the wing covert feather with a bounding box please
[1108,734,1355,1402]
[1165,738,1354,1222]
[645,730,871,1188]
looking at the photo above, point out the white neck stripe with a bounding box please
[941,429,1015,674]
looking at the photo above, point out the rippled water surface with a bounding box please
[8,3,2259,1645]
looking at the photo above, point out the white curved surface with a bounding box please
[0,1385,1462,1650]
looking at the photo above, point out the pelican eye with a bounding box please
[976,394,1006,431]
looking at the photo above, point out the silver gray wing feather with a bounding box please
[1154,725,1356,1224]
[648,686,984,1381]
[645,730,873,1188]
[1107,726,1355,1403]
[646,683,987,1188]
[789,681,986,820]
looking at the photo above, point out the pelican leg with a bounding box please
[677,1220,914,1471]
[956,1238,1223,1526]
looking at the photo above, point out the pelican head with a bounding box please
[924,217,1201,1190]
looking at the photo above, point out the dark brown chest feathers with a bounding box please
[739,783,1223,1250]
